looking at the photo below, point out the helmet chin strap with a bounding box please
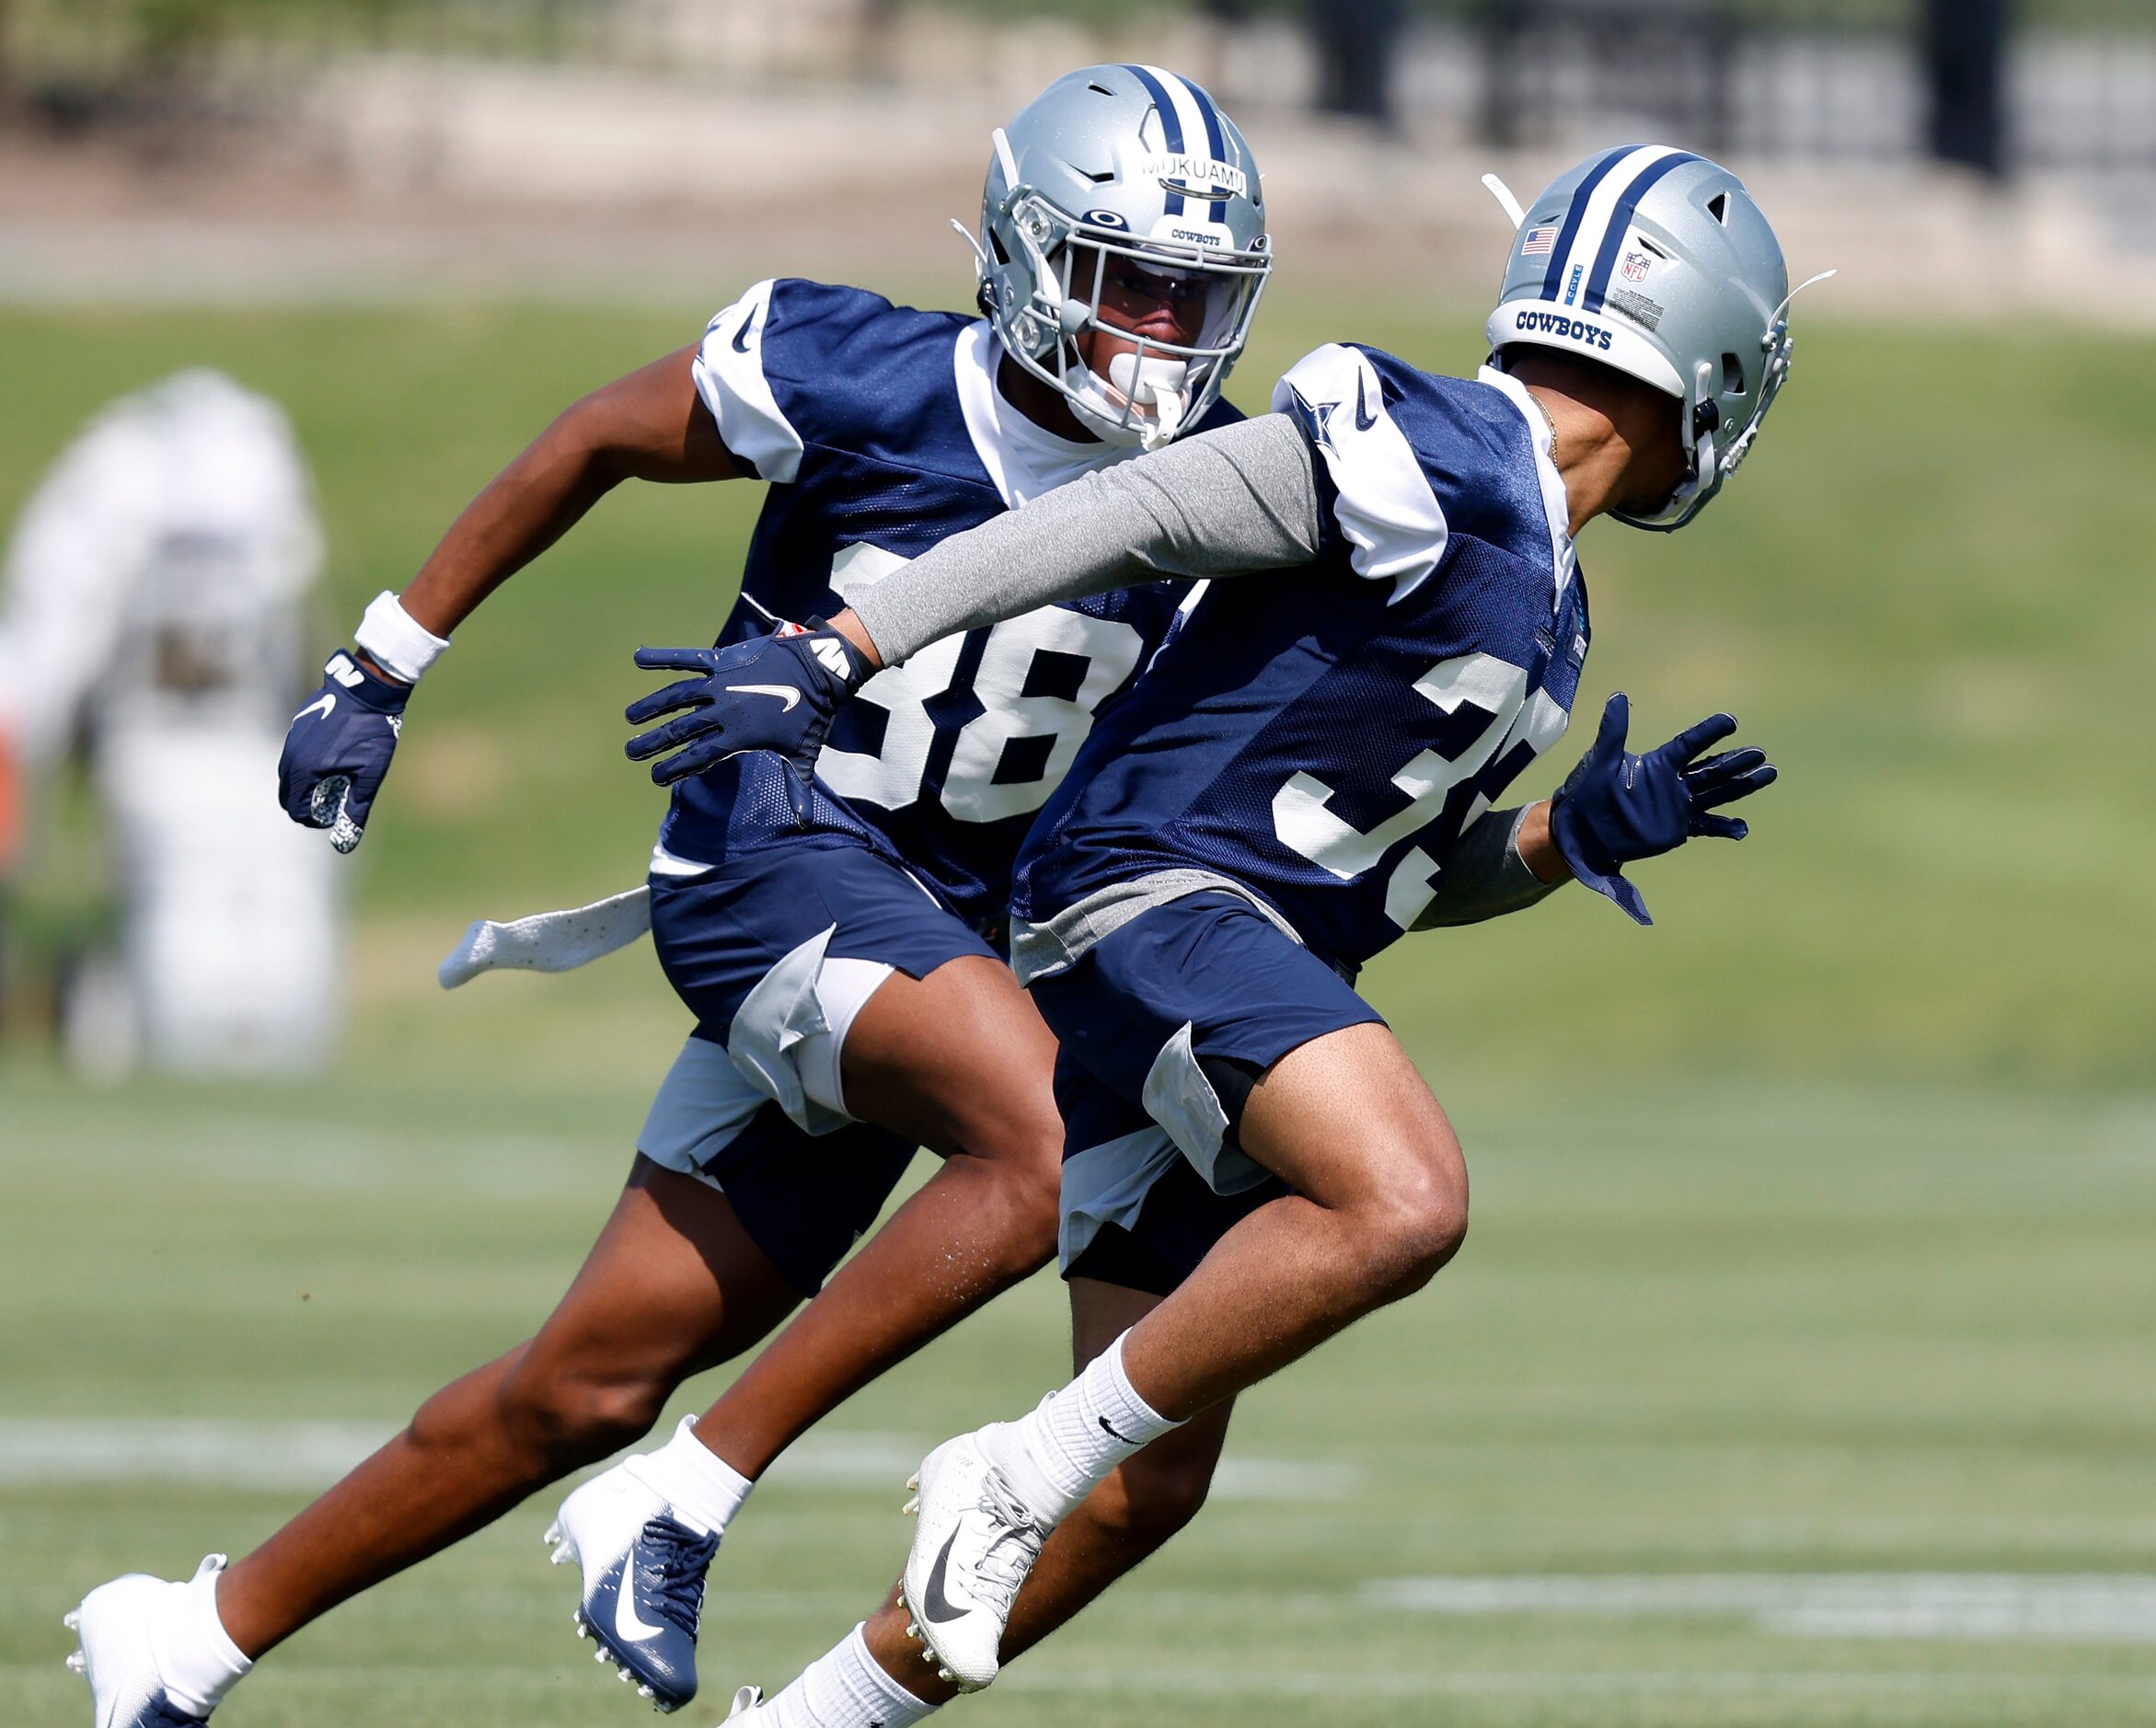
[1137,377,1184,450]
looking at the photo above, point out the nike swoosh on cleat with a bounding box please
[919,1527,968,1624]
[295,693,336,722]
[1354,373,1378,432]
[608,1561,669,1645]
[732,317,754,354]
[725,684,801,712]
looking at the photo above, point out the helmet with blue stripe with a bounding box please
[1485,145,1818,532]
[963,64,1272,450]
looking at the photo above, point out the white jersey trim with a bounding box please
[1271,344,1447,606]
[1476,363,1579,610]
[692,280,806,487]
[952,321,1131,510]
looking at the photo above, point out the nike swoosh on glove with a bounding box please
[278,651,410,855]
[623,621,871,824]
[1548,692,1778,927]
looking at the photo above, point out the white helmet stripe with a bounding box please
[1545,145,1688,312]
[1138,63,1229,222]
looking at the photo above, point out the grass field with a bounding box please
[3,291,2154,1724]
[6,1073,2154,1727]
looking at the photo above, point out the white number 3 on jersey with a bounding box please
[1273,652,1568,928]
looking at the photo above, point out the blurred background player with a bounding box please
[66,64,1274,1727]
[0,370,334,1077]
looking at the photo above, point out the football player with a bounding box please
[625,145,1809,1722]
[65,66,1271,1725]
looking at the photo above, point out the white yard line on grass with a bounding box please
[0,1419,1352,1502]
[1366,1573,2156,1642]
[10,1663,2156,1699]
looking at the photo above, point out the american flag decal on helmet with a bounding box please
[1521,225,1559,256]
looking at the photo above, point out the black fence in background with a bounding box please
[1315,0,2155,177]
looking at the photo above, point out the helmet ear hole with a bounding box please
[1721,351,1746,395]
[988,227,1010,267]
[1707,190,1731,224]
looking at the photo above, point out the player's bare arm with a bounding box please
[391,343,738,646]
[275,343,735,853]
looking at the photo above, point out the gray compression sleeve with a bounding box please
[849,412,1323,666]
[1412,807,1565,929]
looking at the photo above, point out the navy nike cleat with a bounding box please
[548,1465,720,1712]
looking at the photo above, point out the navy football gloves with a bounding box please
[624,621,871,822]
[278,651,410,854]
[1549,693,1778,927]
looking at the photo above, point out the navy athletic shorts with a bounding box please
[638,835,997,1296]
[1028,890,1383,1296]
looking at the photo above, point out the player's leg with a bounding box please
[1116,1019,1464,1411]
[66,1157,800,1724]
[547,847,1062,1709]
[893,895,1465,1687]
[684,950,1064,1480]
[220,1158,800,1655]
[746,1276,1236,1724]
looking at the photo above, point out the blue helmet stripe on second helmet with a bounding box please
[1583,152,1702,313]
[1121,63,1187,216]
[1539,144,1635,302]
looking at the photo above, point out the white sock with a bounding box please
[762,1623,938,1728]
[153,1555,252,1716]
[626,1414,755,1537]
[980,1331,1182,1525]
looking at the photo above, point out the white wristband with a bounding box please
[354,591,451,685]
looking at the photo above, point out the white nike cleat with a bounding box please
[65,1559,225,1727]
[897,1431,1049,1693]
[549,1458,720,1712]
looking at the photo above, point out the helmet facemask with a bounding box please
[1615,273,1828,532]
[970,173,1271,451]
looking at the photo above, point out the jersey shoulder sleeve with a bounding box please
[692,279,967,484]
[1269,342,1447,598]
[1384,364,1581,659]
[1382,364,1567,569]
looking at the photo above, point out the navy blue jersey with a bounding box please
[657,277,1242,930]
[1011,344,1588,972]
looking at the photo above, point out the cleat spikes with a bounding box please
[905,1619,919,1639]
[905,1472,920,1492]
[64,1649,85,1675]
[903,1496,919,1515]
[939,1667,954,1684]
[543,1521,560,1545]
[63,1610,80,1631]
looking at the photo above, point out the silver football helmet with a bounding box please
[962,64,1272,450]
[1483,145,1829,531]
